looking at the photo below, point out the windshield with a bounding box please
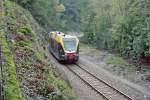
[63,38,76,51]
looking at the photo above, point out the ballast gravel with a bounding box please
[48,54,105,100]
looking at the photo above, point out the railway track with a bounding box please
[66,63,133,100]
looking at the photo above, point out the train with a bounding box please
[48,31,79,62]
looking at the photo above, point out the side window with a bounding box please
[49,33,52,42]
[77,44,79,53]
[58,44,64,55]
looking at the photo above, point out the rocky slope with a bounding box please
[0,0,76,100]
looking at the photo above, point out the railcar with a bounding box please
[49,31,79,62]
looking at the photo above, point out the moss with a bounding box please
[4,0,14,9]
[0,32,22,100]
[106,56,127,66]
[54,79,76,100]
[2,0,76,100]
[46,67,76,100]
[18,25,35,37]
[46,92,68,100]
[15,40,30,47]
[106,56,136,72]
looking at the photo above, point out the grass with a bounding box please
[0,32,22,100]
[46,67,76,100]
[106,56,127,66]
[106,56,136,72]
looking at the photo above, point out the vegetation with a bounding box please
[0,1,21,100]
[1,0,150,99]
[10,0,87,31]
[0,0,76,99]
[11,0,150,63]
[81,0,150,62]
[0,32,22,100]
[106,56,136,72]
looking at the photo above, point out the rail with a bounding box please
[66,63,133,100]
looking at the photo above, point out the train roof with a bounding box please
[50,31,78,39]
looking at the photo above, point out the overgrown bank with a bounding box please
[81,0,150,64]
[0,0,76,100]
[11,0,150,66]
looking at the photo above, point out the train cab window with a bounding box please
[63,38,76,51]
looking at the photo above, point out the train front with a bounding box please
[62,36,79,62]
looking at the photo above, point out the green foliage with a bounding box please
[106,56,136,72]
[46,92,67,100]
[0,1,22,98]
[18,25,35,36]
[81,0,150,60]
[1,0,76,100]
[0,32,22,100]
[106,57,128,66]
[9,0,150,60]
[46,68,76,100]
[10,0,87,31]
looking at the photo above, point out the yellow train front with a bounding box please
[49,31,79,62]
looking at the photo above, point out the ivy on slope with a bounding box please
[3,0,76,100]
[0,31,22,100]
[0,1,22,100]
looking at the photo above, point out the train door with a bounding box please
[55,42,59,56]
[58,43,64,57]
